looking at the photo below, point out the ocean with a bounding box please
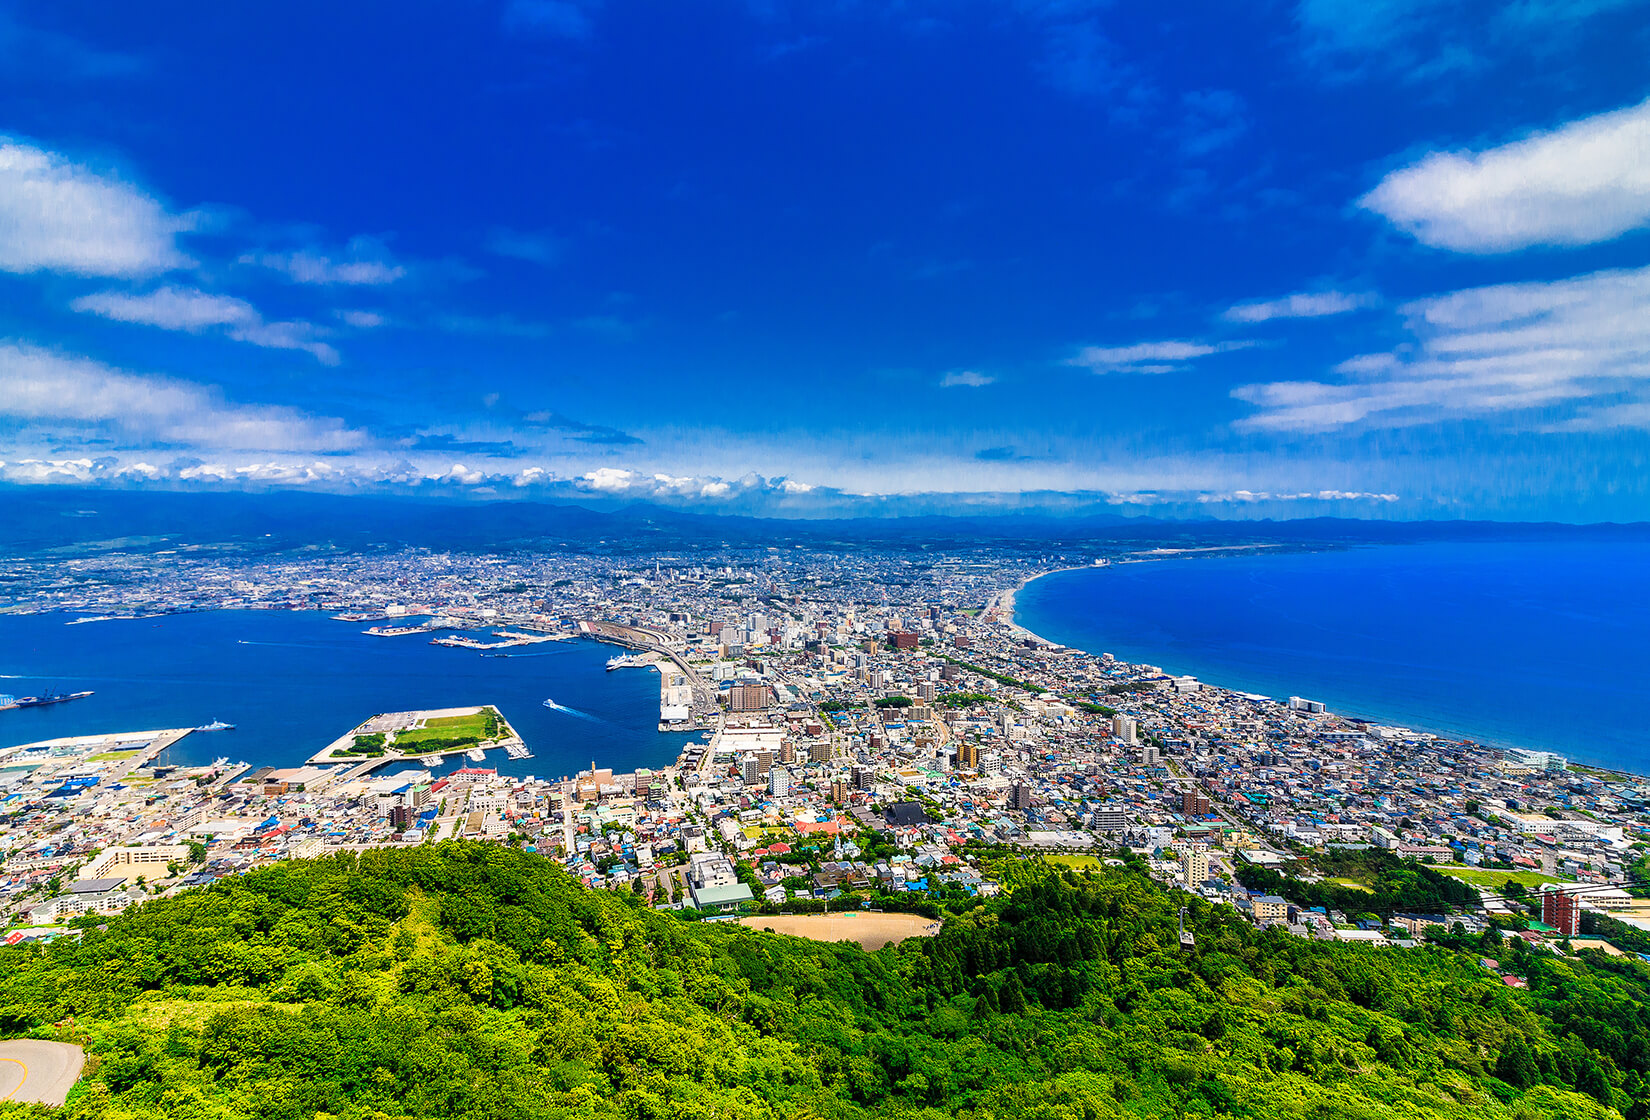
[1014,540,1650,772]
[0,611,697,778]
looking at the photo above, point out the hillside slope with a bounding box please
[0,842,1638,1120]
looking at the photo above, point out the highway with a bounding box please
[0,1040,84,1106]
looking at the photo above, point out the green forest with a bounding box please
[1,841,1645,1120]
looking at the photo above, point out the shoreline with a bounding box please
[1002,560,1650,782]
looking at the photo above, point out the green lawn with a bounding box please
[1327,877,1374,892]
[1440,867,1568,890]
[1046,854,1108,871]
[392,707,505,750]
[87,750,142,762]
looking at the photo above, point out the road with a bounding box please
[0,1040,84,1105]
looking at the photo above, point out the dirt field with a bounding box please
[737,912,941,950]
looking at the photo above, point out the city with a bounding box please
[3,544,1641,970]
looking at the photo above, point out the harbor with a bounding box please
[0,611,697,778]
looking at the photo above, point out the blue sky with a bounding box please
[2,0,1649,519]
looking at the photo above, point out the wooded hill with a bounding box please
[0,841,1642,1120]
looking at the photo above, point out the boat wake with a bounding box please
[542,699,601,721]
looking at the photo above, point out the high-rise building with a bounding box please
[1542,888,1580,936]
[767,766,791,797]
[957,741,981,769]
[729,681,770,712]
[1141,744,1161,766]
[778,740,796,764]
[1181,847,1210,888]
[916,682,937,701]
[851,765,874,790]
[1091,808,1127,832]
[810,738,836,764]
[1112,714,1137,744]
[1182,789,1211,817]
[1011,783,1033,811]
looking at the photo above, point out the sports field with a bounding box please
[738,912,941,950]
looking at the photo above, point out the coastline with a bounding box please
[1002,557,1650,779]
[991,566,1088,645]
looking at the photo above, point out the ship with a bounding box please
[14,688,94,708]
[504,743,532,760]
[419,754,443,767]
[465,747,488,763]
[194,720,236,732]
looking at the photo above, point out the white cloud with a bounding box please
[240,237,406,285]
[70,286,339,364]
[1222,290,1375,322]
[939,369,995,388]
[337,309,387,329]
[1361,98,1650,252]
[0,341,365,450]
[0,139,191,277]
[1069,338,1255,374]
[1232,264,1650,431]
[572,468,818,503]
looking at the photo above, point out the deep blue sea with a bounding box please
[1015,541,1650,772]
[0,611,696,778]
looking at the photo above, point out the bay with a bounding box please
[1014,540,1650,772]
[0,611,695,778]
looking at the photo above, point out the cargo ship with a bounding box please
[13,688,94,708]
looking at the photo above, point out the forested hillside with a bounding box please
[0,842,1643,1120]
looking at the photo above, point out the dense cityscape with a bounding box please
[4,543,1643,973]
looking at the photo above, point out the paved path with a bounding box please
[0,1040,84,1105]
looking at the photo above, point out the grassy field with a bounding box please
[87,750,142,762]
[1045,854,1109,871]
[1327,877,1374,892]
[393,708,504,750]
[1439,867,1568,890]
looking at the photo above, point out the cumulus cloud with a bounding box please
[1361,98,1650,252]
[0,341,365,451]
[939,369,995,388]
[70,286,339,364]
[1232,264,1650,431]
[573,468,814,503]
[1069,339,1255,374]
[1222,290,1376,322]
[0,138,192,277]
[239,237,406,285]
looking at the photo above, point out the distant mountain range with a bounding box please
[3,485,1647,556]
